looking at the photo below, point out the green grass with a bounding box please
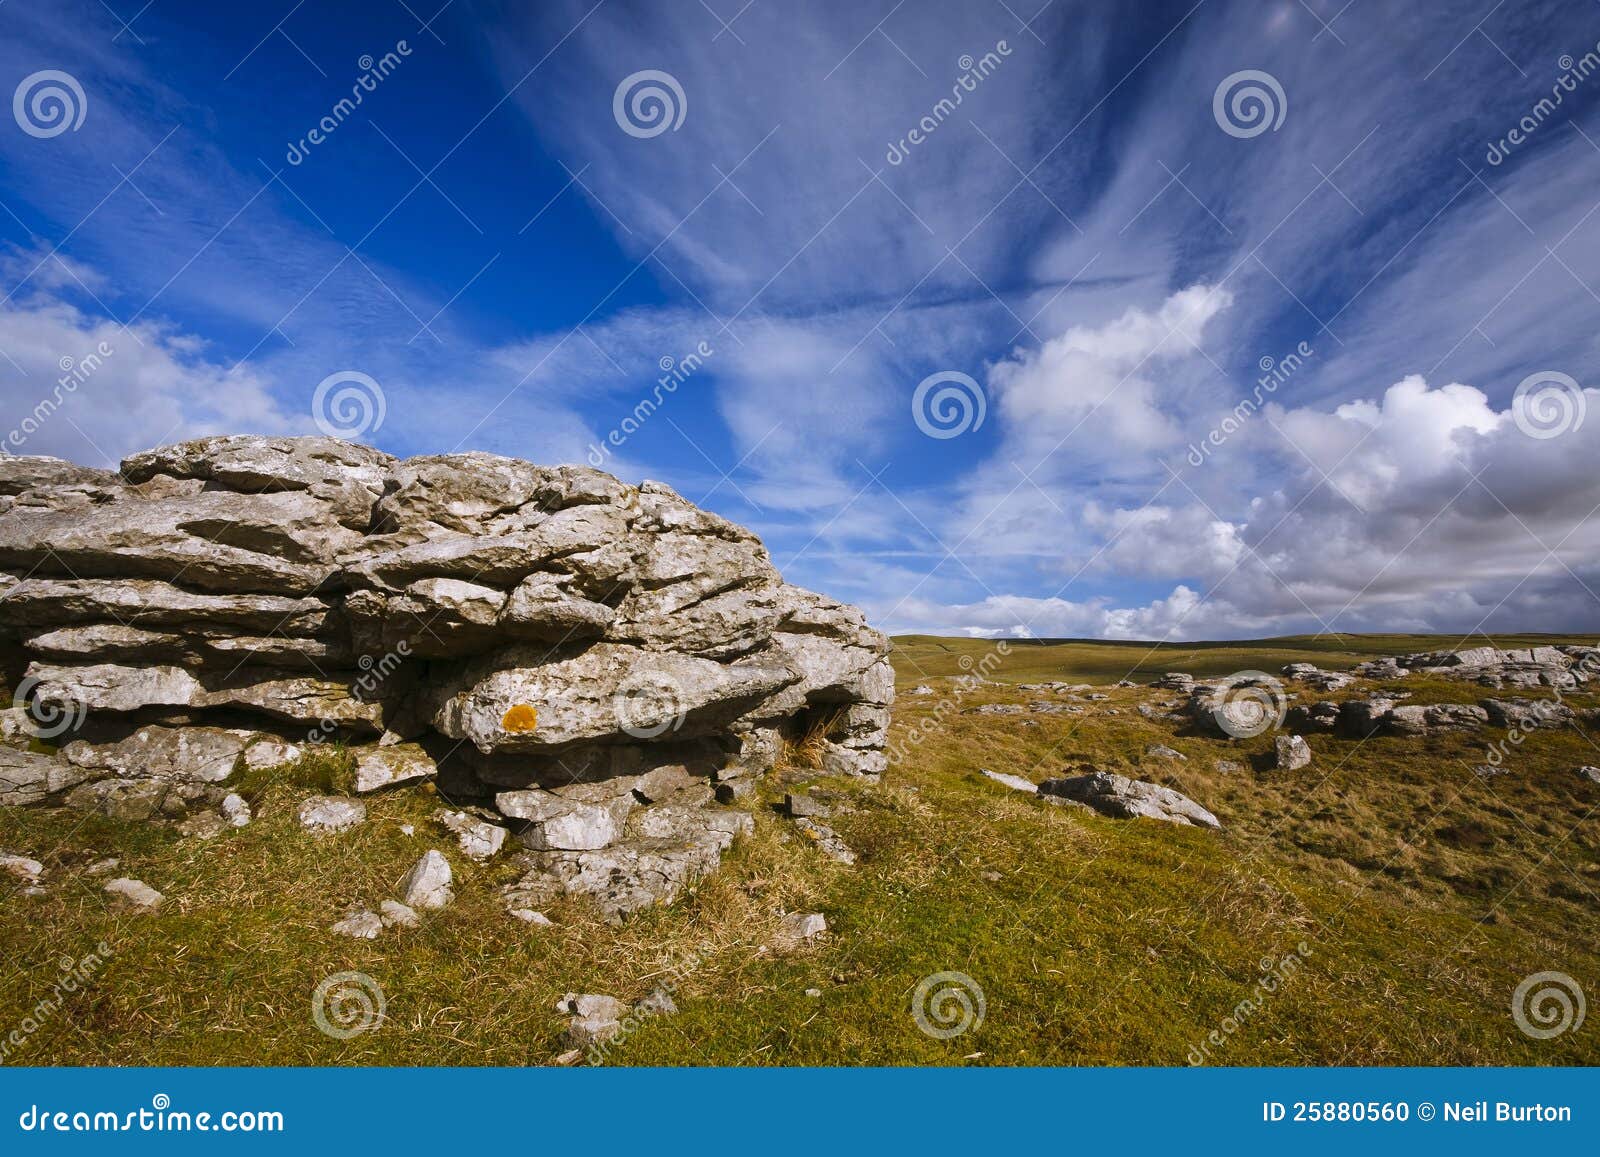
[1,632,1597,1066]
[890,630,1583,683]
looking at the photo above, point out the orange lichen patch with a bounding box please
[501,704,539,733]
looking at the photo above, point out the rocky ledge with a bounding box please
[0,436,892,920]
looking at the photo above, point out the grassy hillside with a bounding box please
[891,631,1584,683]
[2,633,1597,1065]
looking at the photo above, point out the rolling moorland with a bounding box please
[2,631,1598,1066]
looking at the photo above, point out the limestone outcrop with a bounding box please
[0,436,893,919]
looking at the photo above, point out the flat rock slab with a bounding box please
[104,877,163,909]
[981,768,1038,793]
[297,796,367,833]
[771,911,827,952]
[1038,772,1220,829]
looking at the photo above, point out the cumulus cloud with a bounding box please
[0,293,294,466]
[888,373,1600,639]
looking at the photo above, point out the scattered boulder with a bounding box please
[509,907,554,926]
[297,796,367,833]
[1577,766,1600,785]
[1274,735,1313,770]
[637,987,678,1016]
[1145,744,1186,761]
[558,993,625,1048]
[353,744,437,794]
[1383,703,1488,736]
[1357,646,1586,689]
[241,738,301,771]
[771,911,828,951]
[1037,772,1220,829]
[1282,662,1356,691]
[784,791,830,817]
[436,807,508,861]
[379,900,419,928]
[104,877,163,909]
[219,793,251,828]
[177,811,229,839]
[1480,698,1577,730]
[400,849,454,910]
[330,909,383,939]
[0,853,44,884]
[980,768,1037,794]
[794,817,857,865]
[503,806,753,923]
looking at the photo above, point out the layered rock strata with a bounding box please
[0,437,893,918]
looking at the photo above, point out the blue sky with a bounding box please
[3,0,1600,640]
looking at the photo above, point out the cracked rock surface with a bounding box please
[0,436,892,918]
